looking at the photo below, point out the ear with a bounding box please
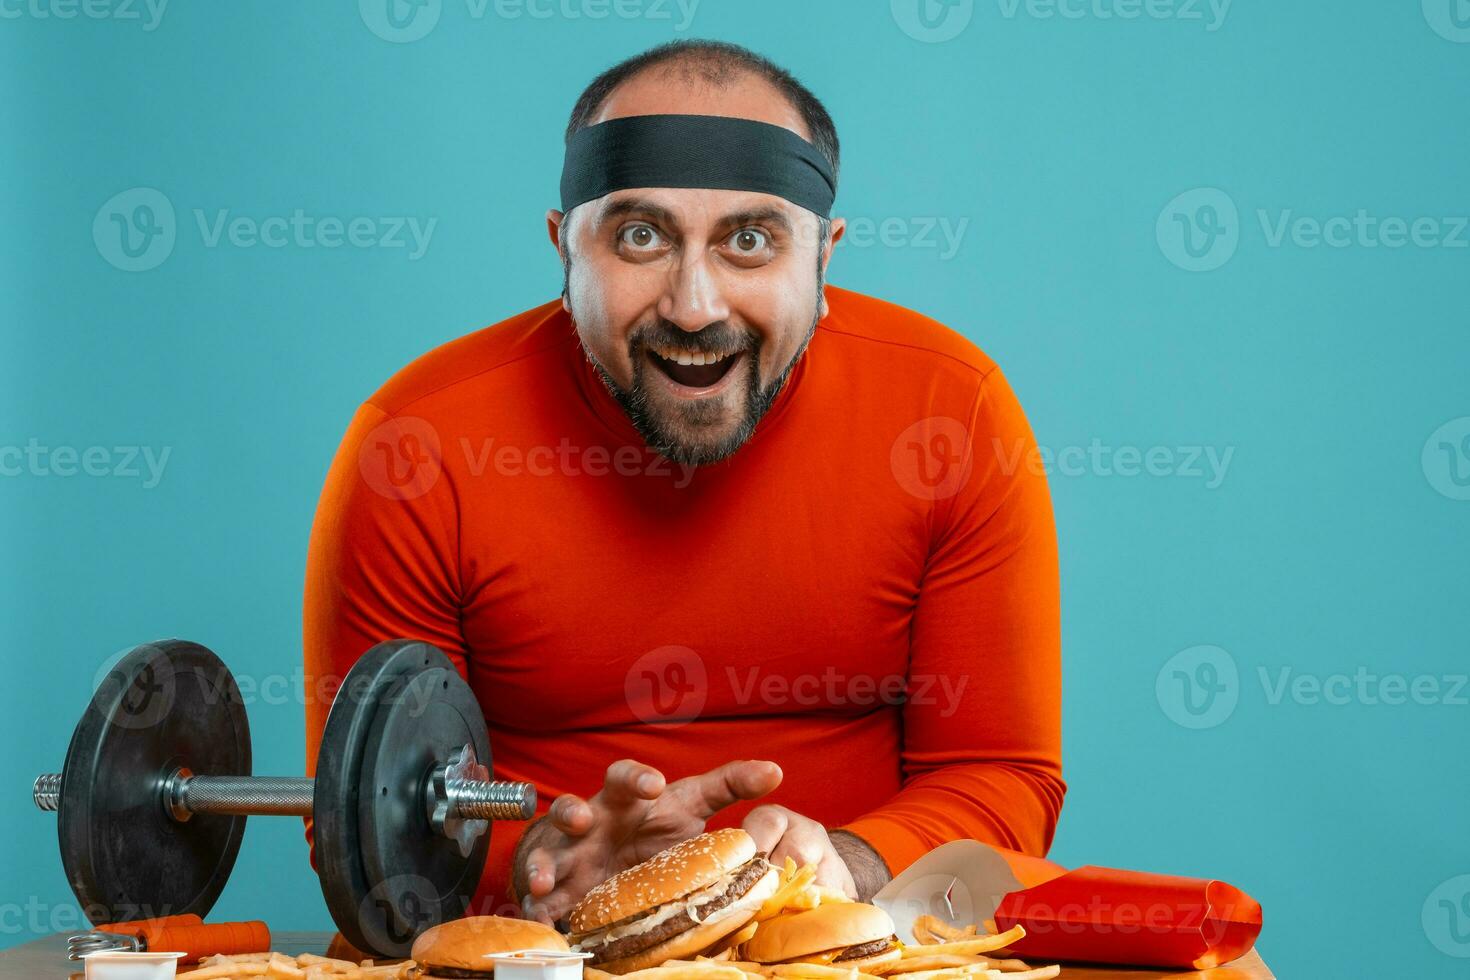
[548,209,570,312]
[818,217,846,319]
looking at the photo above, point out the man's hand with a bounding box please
[512,758,783,926]
[740,805,860,899]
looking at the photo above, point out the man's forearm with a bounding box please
[830,829,892,902]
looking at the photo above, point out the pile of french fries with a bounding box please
[179,951,415,978]
[586,859,1061,980]
[177,861,1059,980]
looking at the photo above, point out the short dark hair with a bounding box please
[563,39,841,190]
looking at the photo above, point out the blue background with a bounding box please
[3,2,1468,977]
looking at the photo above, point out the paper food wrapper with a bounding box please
[871,841,1262,970]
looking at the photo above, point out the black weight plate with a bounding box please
[58,640,249,925]
[314,640,449,954]
[356,665,491,955]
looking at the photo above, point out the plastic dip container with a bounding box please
[488,948,594,980]
[81,951,185,980]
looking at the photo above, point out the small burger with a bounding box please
[743,903,902,974]
[411,915,570,978]
[567,828,780,974]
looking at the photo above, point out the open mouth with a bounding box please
[645,344,743,393]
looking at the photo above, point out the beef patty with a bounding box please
[577,854,772,964]
[833,936,899,961]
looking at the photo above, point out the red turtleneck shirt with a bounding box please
[302,285,1064,913]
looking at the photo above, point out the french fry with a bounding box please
[878,967,999,980]
[910,923,939,946]
[296,954,360,970]
[769,964,857,980]
[586,968,621,980]
[705,919,760,957]
[910,916,979,946]
[754,866,818,922]
[265,952,306,979]
[768,964,882,980]
[999,969,1058,980]
[619,967,752,980]
[787,889,822,911]
[355,966,411,978]
[181,964,268,978]
[884,955,985,973]
[898,927,1026,959]
[813,887,853,905]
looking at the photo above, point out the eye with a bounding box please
[729,228,769,253]
[619,223,664,251]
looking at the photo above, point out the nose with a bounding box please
[656,251,731,334]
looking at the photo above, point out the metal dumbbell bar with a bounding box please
[32,638,536,958]
[34,761,531,825]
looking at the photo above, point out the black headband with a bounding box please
[559,113,836,219]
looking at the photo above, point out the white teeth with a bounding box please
[677,351,694,365]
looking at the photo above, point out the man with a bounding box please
[303,40,1064,926]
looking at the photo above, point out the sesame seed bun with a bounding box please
[410,915,568,974]
[743,903,898,966]
[591,866,780,974]
[568,829,760,935]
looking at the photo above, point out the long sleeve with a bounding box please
[838,365,1065,877]
[302,401,469,865]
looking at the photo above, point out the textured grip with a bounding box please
[95,914,203,936]
[183,775,314,816]
[141,921,271,963]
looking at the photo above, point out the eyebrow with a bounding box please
[593,196,795,235]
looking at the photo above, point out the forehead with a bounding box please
[589,67,813,143]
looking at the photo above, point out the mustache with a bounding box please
[628,320,759,358]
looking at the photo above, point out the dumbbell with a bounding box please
[32,638,536,958]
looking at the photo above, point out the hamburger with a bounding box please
[743,903,902,974]
[411,915,570,978]
[567,828,780,974]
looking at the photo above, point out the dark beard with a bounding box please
[581,310,817,467]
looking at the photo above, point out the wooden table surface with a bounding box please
[0,932,1273,980]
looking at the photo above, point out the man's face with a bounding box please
[549,70,842,465]
[558,188,829,465]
